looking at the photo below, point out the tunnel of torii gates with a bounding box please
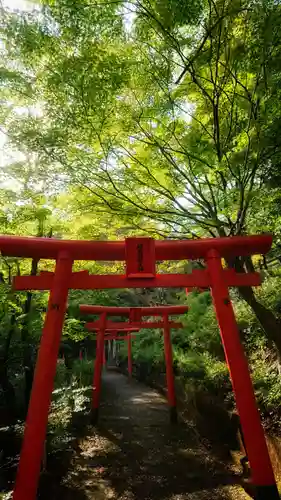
[96,330,137,370]
[81,304,188,425]
[0,234,277,500]
[91,326,140,382]
[96,329,138,373]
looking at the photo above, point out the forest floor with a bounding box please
[38,370,252,500]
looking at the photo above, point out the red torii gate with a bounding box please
[0,234,276,500]
[82,305,188,424]
[99,332,137,369]
[91,327,139,378]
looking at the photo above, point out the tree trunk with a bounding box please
[227,256,281,356]
[0,365,16,414]
[0,314,16,418]
[22,259,38,415]
[21,224,51,412]
[238,285,281,355]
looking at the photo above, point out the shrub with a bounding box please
[72,359,93,387]
[49,359,93,451]
[174,349,206,379]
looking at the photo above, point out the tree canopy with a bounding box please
[1,2,281,484]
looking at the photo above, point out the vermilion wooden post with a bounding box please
[127,334,132,378]
[92,312,106,424]
[163,314,177,424]
[13,252,73,500]
[207,249,279,500]
[103,344,106,366]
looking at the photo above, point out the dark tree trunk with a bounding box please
[23,356,35,415]
[0,366,16,414]
[21,224,50,412]
[64,354,73,370]
[22,259,39,414]
[238,285,281,355]
[0,314,16,418]
[227,255,281,356]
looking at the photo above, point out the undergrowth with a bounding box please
[0,360,93,499]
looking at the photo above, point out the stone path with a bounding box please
[40,371,250,500]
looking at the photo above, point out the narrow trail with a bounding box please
[43,371,250,500]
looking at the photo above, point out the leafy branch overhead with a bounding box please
[2,0,281,239]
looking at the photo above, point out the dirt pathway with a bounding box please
[42,371,250,500]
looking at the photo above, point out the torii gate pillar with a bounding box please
[13,252,73,500]
[207,250,279,500]
[163,314,177,423]
[91,312,106,424]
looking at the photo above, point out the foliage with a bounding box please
[2,3,281,491]
[3,0,281,355]
[3,0,281,240]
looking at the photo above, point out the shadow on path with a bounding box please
[40,372,251,500]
